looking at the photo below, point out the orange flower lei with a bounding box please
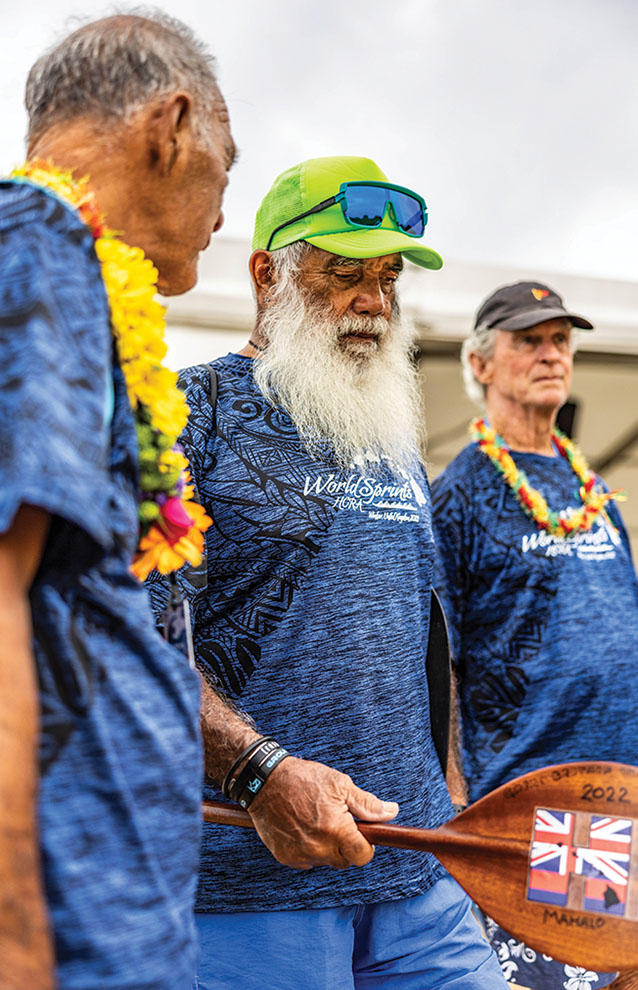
[10,160,211,579]
[470,417,625,538]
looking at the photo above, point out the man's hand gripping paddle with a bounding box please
[203,761,638,971]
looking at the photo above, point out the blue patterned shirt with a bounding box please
[147,352,453,913]
[432,441,638,802]
[0,181,202,989]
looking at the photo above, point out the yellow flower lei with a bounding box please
[470,418,625,537]
[10,160,211,579]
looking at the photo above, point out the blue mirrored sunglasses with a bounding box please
[266,180,428,251]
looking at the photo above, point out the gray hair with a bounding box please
[461,322,496,406]
[26,9,221,145]
[252,240,313,312]
[269,240,313,288]
[461,319,579,406]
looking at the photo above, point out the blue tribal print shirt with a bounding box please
[432,441,638,801]
[147,352,453,913]
[0,181,201,989]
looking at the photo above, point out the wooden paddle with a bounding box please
[203,761,638,971]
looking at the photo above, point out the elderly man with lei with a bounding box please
[431,281,638,990]
[147,155,510,990]
[0,12,241,990]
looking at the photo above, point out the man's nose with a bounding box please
[351,279,386,317]
[213,210,224,234]
[538,338,563,360]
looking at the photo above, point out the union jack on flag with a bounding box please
[589,815,633,852]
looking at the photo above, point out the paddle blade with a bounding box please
[202,761,638,971]
[433,761,638,971]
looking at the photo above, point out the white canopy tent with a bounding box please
[164,237,638,554]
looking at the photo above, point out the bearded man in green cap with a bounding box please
[148,156,509,990]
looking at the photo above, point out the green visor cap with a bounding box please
[252,155,443,271]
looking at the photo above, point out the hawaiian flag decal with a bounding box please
[528,809,575,906]
[578,815,632,916]
[527,808,634,916]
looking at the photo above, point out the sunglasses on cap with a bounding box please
[265,180,428,251]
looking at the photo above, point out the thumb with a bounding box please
[346,784,399,822]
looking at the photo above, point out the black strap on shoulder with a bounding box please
[426,588,451,775]
[173,363,218,597]
[208,363,218,426]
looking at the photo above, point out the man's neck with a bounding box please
[486,401,558,455]
[30,124,109,187]
[27,123,143,242]
[238,327,267,359]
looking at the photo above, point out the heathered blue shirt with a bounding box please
[0,181,202,989]
[147,353,453,912]
[432,441,638,803]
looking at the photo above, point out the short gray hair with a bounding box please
[26,9,221,144]
[461,322,496,406]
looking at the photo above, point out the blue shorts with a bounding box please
[193,873,509,989]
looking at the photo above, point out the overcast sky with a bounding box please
[2,0,637,282]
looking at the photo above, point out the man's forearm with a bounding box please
[199,677,260,784]
[198,677,399,870]
[0,598,54,989]
[0,505,55,988]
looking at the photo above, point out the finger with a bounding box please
[337,820,376,867]
[345,785,399,823]
[332,845,357,870]
[267,842,315,871]
[278,844,350,871]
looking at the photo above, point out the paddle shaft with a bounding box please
[202,800,528,858]
[201,761,638,972]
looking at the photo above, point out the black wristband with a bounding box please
[222,736,274,798]
[231,743,290,809]
[227,738,280,803]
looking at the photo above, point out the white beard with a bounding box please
[252,285,424,471]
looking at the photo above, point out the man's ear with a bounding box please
[145,92,192,175]
[468,351,493,386]
[249,250,277,307]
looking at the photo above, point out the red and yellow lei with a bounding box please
[470,417,625,538]
[10,160,211,579]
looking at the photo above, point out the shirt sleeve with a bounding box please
[604,484,636,567]
[0,190,114,549]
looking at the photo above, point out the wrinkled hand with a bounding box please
[247,756,398,870]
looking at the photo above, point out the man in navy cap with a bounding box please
[432,280,638,990]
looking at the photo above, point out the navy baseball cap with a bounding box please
[475,281,594,331]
